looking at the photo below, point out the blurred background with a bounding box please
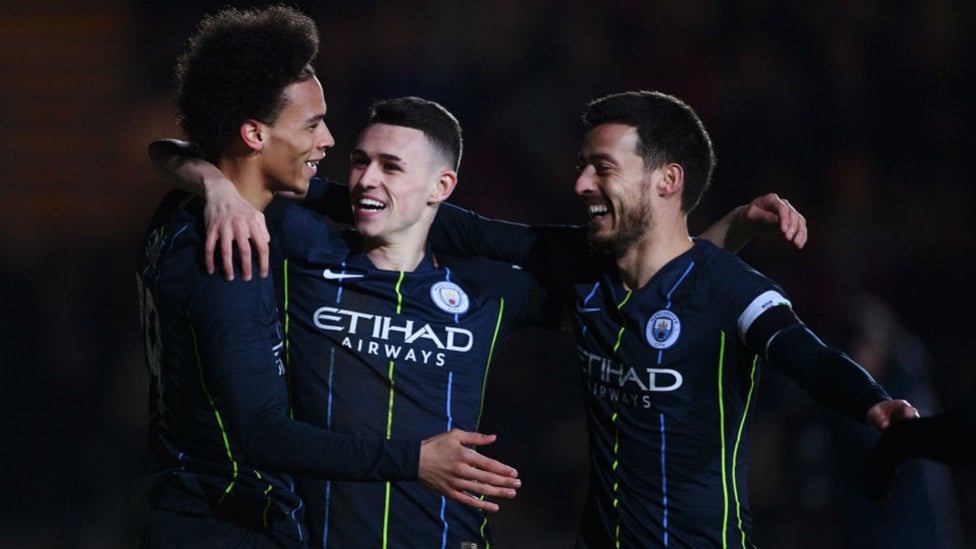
[2,0,974,547]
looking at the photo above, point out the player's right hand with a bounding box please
[203,177,270,281]
[418,429,521,513]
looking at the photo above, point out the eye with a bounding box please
[383,162,402,172]
[350,156,368,167]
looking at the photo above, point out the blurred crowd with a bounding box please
[1,1,973,547]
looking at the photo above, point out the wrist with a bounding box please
[201,173,235,201]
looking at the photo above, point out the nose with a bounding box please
[351,160,379,190]
[318,122,335,150]
[574,165,596,196]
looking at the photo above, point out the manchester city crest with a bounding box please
[430,281,470,314]
[646,309,680,349]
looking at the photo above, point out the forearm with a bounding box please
[148,139,223,195]
[766,323,891,422]
[301,177,355,224]
[430,203,539,262]
[697,205,746,251]
[247,411,421,480]
[699,193,808,252]
[430,203,588,273]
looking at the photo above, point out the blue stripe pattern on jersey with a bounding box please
[440,371,455,549]
[658,260,695,546]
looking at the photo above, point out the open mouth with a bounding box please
[587,203,610,219]
[357,197,386,212]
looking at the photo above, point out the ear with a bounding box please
[428,169,458,205]
[240,119,266,152]
[657,163,684,198]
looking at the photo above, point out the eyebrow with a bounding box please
[350,150,405,164]
[306,113,327,125]
[581,152,617,164]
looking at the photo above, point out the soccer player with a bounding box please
[431,90,921,547]
[137,8,518,548]
[270,96,556,547]
[151,92,814,547]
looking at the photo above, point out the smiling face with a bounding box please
[348,123,453,247]
[575,123,662,256]
[259,76,334,195]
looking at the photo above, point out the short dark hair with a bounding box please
[175,5,319,162]
[582,91,716,213]
[366,97,463,172]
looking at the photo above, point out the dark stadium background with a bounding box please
[2,1,973,547]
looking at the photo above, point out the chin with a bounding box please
[354,221,379,237]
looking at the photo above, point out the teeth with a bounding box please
[305,161,318,168]
[359,198,385,210]
[588,204,609,217]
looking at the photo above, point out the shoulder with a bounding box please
[140,191,205,269]
[690,238,788,311]
[441,256,536,293]
[266,196,347,260]
[692,238,767,282]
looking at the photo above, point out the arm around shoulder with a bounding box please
[148,138,270,280]
[699,193,807,252]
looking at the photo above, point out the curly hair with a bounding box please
[174,5,319,162]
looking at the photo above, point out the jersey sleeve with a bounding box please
[429,203,590,274]
[301,177,354,225]
[266,196,334,264]
[187,265,421,481]
[745,305,892,423]
[701,247,890,423]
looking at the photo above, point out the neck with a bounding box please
[218,156,274,210]
[358,209,437,272]
[362,240,426,272]
[615,214,693,291]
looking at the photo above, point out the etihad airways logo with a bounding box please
[313,306,474,366]
[579,347,683,408]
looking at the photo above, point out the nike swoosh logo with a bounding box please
[322,268,365,280]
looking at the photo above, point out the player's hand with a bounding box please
[418,429,521,513]
[865,399,919,431]
[739,193,808,249]
[203,177,270,281]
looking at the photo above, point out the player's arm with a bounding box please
[148,140,354,280]
[149,139,270,281]
[192,264,518,511]
[429,192,807,269]
[741,301,917,427]
[698,193,807,252]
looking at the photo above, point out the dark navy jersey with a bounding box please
[426,205,891,549]
[268,198,549,549]
[137,191,421,547]
[570,239,787,548]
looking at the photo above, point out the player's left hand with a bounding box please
[739,193,808,249]
[418,429,521,513]
[865,399,919,431]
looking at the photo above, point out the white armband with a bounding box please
[737,290,792,341]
